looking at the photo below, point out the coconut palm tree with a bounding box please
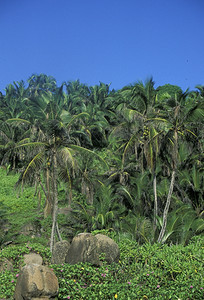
[92,182,126,231]
[178,164,204,213]
[16,88,108,252]
[1,81,28,120]
[114,78,163,229]
[64,80,89,115]
[0,118,31,172]
[157,91,204,242]
[28,73,57,97]
[157,204,204,244]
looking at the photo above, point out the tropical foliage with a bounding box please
[0,74,203,249]
[0,236,203,299]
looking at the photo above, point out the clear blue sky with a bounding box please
[1,0,204,93]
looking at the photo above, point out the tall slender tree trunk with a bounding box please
[37,175,51,218]
[153,172,158,232]
[157,129,178,243]
[50,149,60,253]
[37,190,41,212]
[56,222,62,242]
[67,169,72,209]
[157,169,176,243]
[44,167,52,218]
[12,154,16,170]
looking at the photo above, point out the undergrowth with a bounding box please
[0,236,203,299]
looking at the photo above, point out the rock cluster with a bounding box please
[14,264,59,300]
[4,233,119,299]
[14,253,58,300]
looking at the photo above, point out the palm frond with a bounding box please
[118,186,134,208]
[22,151,44,184]
[66,112,89,128]
[15,141,48,148]
[6,118,31,125]
[122,133,138,167]
[59,147,76,169]
[69,144,108,169]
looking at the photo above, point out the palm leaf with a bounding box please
[118,186,134,207]
[69,144,108,169]
[22,151,44,183]
[6,118,31,125]
[59,147,76,169]
[66,112,89,128]
[185,102,204,123]
[122,133,138,167]
[15,141,49,148]
[97,214,105,227]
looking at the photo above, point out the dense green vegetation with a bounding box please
[0,74,203,298]
[0,236,203,299]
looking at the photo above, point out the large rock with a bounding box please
[51,240,70,264]
[14,264,59,300]
[65,233,100,265]
[65,233,120,265]
[23,253,43,266]
[95,234,120,264]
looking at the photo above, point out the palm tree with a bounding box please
[16,96,108,252]
[195,85,204,98]
[92,182,126,231]
[131,77,156,114]
[16,118,76,251]
[28,73,57,97]
[1,81,28,120]
[115,78,163,228]
[84,82,114,148]
[0,118,31,172]
[157,204,204,244]
[121,211,152,244]
[157,91,204,243]
[178,164,204,213]
[64,80,89,115]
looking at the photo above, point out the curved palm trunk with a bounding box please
[37,174,51,218]
[50,149,61,253]
[153,172,158,232]
[157,169,176,243]
[67,168,73,209]
[12,154,16,170]
[158,130,178,243]
[44,167,52,218]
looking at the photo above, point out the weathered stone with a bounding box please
[65,233,100,265]
[51,240,70,264]
[23,253,43,266]
[14,264,59,300]
[0,257,14,272]
[65,233,120,266]
[95,234,120,264]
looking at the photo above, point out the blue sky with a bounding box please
[0,0,204,93]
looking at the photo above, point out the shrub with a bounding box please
[49,237,204,299]
[0,238,203,299]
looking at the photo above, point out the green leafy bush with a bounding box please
[51,237,204,299]
[0,236,203,299]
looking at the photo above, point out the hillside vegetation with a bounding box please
[0,74,203,298]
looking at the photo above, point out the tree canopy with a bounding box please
[0,74,203,249]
